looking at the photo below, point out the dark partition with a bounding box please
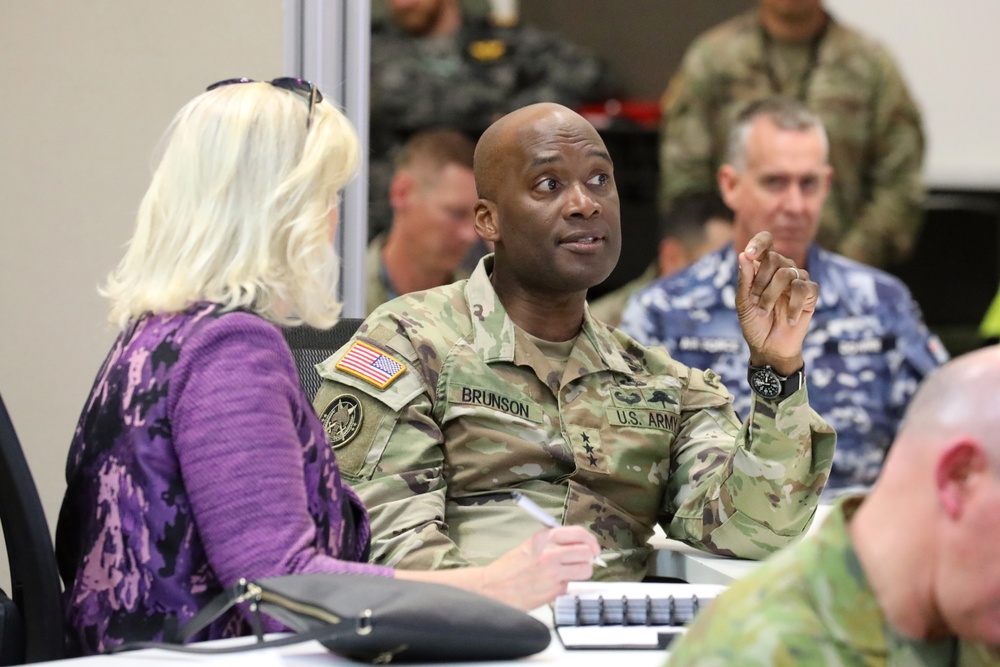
[888,190,1000,355]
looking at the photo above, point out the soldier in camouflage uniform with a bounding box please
[365,129,478,315]
[623,98,947,493]
[368,0,615,238]
[660,0,925,268]
[668,347,1000,666]
[314,102,835,581]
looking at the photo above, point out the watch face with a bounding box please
[750,367,782,399]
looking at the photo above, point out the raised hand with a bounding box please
[736,231,819,375]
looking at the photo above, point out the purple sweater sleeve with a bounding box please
[168,313,392,588]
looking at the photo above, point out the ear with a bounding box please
[657,238,689,278]
[935,440,989,520]
[820,164,834,196]
[389,170,417,212]
[474,199,500,244]
[717,164,740,209]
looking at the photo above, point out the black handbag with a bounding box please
[110,573,551,663]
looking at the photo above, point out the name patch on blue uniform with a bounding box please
[825,335,896,356]
[677,336,742,354]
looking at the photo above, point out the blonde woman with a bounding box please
[56,79,598,655]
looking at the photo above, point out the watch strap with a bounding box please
[747,364,804,400]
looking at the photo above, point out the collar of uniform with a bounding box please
[803,244,842,311]
[798,495,957,663]
[579,304,634,375]
[464,254,518,362]
[800,495,890,656]
[750,7,838,45]
[463,254,632,376]
[367,232,391,311]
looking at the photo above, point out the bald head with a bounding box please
[851,345,1000,645]
[470,102,621,313]
[474,103,599,201]
[894,346,1000,463]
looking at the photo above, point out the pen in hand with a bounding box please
[512,492,608,567]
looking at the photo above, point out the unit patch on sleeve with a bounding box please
[321,395,363,449]
[336,341,406,389]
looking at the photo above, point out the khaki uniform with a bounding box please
[315,257,835,580]
[668,496,1000,666]
[661,10,925,268]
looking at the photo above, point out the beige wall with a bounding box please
[0,0,282,590]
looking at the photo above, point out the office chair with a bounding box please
[282,318,365,401]
[0,392,67,664]
[890,191,1000,355]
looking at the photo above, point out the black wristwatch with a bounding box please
[747,364,804,401]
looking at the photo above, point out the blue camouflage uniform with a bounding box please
[620,244,948,491]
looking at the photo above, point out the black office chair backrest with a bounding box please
[0,392,67,664]
[889,192,1000,355]
[282,318,365,401]
[891,193,1000,326]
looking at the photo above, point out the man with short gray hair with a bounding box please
[366,128,480,315]
[660,0,924,269]
[622,97,948,493]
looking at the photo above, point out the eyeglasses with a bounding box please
[205,77,323,129]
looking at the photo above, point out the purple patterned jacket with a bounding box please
[56,304,390,655]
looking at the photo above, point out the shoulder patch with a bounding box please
[336,341,406,389]
[468,38,506,61]
[320,394,363,449]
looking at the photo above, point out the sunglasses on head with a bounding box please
[206,77,323,129]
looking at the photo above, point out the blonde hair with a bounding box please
[103,81,359,329]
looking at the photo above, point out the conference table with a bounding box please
[42,504,837,666]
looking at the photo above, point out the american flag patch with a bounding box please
[336,341,406,389]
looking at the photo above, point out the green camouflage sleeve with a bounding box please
[312,321,471,571]
[665,577,832,667]
[665,372,836,559]
[837,44,925,267]
[666,515,854,666]
[658,42,720,215]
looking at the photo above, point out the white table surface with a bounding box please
[648,502,835,584]
[43,608,669,666]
